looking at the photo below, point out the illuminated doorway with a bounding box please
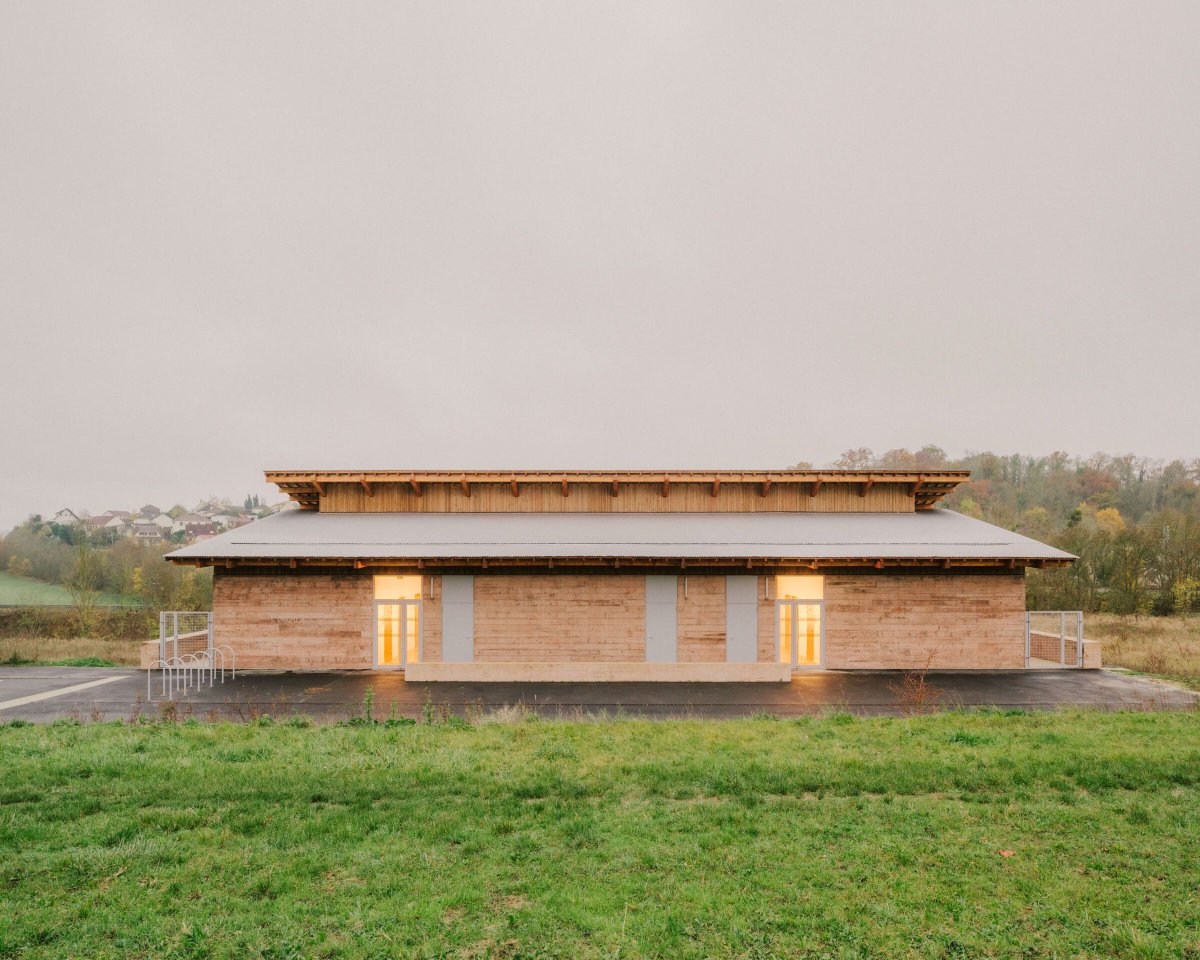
[776,576,823,670]
[374,576,422,669]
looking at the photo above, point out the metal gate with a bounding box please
[159,611,212,660]
[1025,611,1084,668]
[148,611,236,700]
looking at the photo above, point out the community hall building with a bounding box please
[164,469,1077,681]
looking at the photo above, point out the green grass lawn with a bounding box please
[2,712,1199,959]
[0,571,139,607]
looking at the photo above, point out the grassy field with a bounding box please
[0,571,139,608]
[1088,614,1200,689]
[2,712,1199,959]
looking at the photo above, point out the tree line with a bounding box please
[815,447,1200,615]
[0,518,212,630]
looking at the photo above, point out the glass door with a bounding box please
[777,600,823,670]
[375,600,420,669]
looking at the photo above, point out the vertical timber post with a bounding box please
[1059,611,1066,667]
[1024,612,1031,668]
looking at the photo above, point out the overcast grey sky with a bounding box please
[1,2,1197,530]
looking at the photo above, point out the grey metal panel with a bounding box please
[726,575,759,605]
[440,575,474,663]
[441,575,473,604]
[168,509,1075,561]
[726,575,758,663]
[645,575,677,662]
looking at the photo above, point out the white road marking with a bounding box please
[0,675,127,711]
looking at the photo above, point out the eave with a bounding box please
[265,469,972,511]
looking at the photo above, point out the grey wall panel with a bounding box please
[645,575,678,662]
[442,575,474,605]
[441,575,474,662]
[726,575,758,663]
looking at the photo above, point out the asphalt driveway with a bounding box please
[1,666,1195,722]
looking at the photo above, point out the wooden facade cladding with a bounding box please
[316,481,914,514]
[822,573,1026,669]
[265,469,970,512]
[472,575,646,662]
[207,568,1027,673]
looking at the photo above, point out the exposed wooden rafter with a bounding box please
[181,554,1071,571]
[263,468,973,510]
[510,478,519,497]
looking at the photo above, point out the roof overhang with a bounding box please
[168,510,1074,570]
[264,469,970,511]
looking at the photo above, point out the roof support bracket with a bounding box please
[460,476,471,498]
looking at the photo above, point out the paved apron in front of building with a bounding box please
[0,666,1195,723]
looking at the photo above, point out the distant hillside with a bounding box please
[0,572,141,608]
[815,447,1200,615]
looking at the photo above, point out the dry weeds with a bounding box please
[1087,615,1200,688]
[0,635,140,665]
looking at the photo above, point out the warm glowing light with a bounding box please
[775,575,824,600]
[374,575,422,600]
[375,576,421,666]
[777,577,822,668]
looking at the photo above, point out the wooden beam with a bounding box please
[611,477,619,497]
[874,559,885,569]
[760,476,772,497]
[662,475,671,497]
[510,477,519,497]
[859,477,874,498]
[311,479,325,496]
[409,476,422,497]
[561,477,569,498]
[359,478,373,497]
[711,478,720,497]
[460,476,470,498]
[289,559,297,569]
[810,478,823,498]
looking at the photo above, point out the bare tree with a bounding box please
[66,542,104,636]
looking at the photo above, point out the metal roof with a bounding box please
[167,510,1073,562]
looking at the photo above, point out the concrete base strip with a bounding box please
[0,675,127,711]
